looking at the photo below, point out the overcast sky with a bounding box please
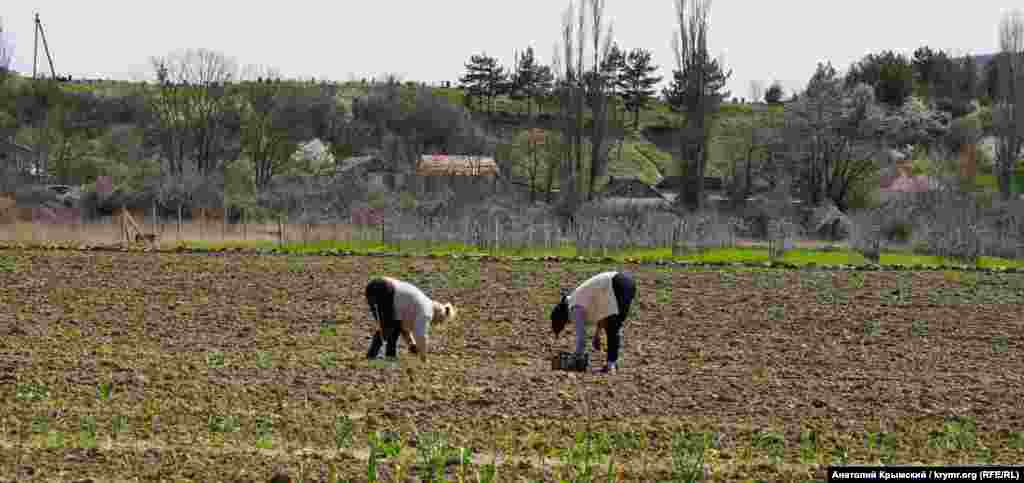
[1,1,1017,100]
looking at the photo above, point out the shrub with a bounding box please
[764,82,784,104]
[884,221,912,243]
[846,209,884,263]
[846,50,914,108]
[907,192,985,263]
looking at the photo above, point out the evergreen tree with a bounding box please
[846,50,913,108]
[912,46,948,99]
[661,59,730,114]
[764,81,784,104]
[600,43,626,120]
[510,47,555,118]
[458,53,509,114]
[617,48,662,130]
[531,64,555,116]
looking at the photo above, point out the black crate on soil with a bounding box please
[551,352,589,372]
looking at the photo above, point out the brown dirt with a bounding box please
[0,249,1022,481]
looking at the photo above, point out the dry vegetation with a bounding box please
[0,220,370,248]
[1,249,1022,481]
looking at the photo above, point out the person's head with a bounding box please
[432,301,458,324]
[550,290,570,336]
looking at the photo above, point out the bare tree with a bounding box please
[993,9,1024,201]
[668,0,732,210]
[586,0,616,200]
[0,18,12,84]
[148,48,240,176]
[551,0,618,211]
[716,110,782,202]
[240,64,283,84]
[554,1,585,212]
[749,80,764,105]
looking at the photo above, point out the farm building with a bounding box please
[601,176,666,199]
[417,154,499,192]
[417,155,499,177]
[588,197,672,216]
[336,155,403,191]
[655,175,727,203]
[878,158,938,203]
[0,139,34,177]
[586,176,672,215]
[655,175,725,194]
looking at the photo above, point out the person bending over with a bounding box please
[365,277,457,361]
[550,271,637,374]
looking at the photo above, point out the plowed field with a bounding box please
[1,250,1023,482]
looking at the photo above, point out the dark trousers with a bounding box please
[605,272,637,365]
[366,278,402,358]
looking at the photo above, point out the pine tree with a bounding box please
[511,47,553,118]
[764,81,784,104]
[509,48,534,115]
[532,64,555,115]
[912,46,945,99]
[618,48,662,130]
[661,61,730,114]
[458,53,509,114]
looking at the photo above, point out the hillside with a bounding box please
[323,79,775,186]
[34,76,777,191]
[426,85,780,187]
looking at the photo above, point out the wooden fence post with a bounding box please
[152,200,158,240]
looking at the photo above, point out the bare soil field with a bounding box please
[0,249,1022,481]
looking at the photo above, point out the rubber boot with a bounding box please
[601,319,623,373]
[367,331,384,359]
[383,327,400,358]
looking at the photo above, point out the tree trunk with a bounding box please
[744,150,754,199]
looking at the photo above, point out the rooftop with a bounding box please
[417,155,498,176]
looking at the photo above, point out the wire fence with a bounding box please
[0,202,767,257]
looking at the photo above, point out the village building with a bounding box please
[416,154,499,192]
[336,154,402,191]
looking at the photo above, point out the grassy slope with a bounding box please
[50,78,765,188]
[429,85,771,185]
[48,78,1021,199]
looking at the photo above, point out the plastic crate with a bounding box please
[551,351,589,372]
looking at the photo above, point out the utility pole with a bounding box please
[32,13,38,79]
[32,13,56,80]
